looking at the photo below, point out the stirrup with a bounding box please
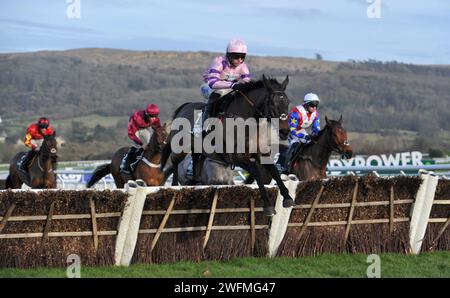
[120,166,131,174]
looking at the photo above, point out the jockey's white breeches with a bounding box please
[29,139,43,151]
[288,130,310,145]
[131,128,153,148]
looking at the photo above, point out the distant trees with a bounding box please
[428,148,445,158]
[0,50,449,160]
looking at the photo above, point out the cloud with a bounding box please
[345,0,389,9]
[256,6,325,21]
[0,18,101,35]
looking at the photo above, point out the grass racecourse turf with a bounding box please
[0,251,448,278]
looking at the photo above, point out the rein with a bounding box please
[238,90,265,118]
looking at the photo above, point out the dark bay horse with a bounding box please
[160,75,294,216]
[87,124,169,188]
[289,116,353,180]
[6,132,58,189]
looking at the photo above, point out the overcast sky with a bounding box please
[1,0,449,64]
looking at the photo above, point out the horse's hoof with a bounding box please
[263,206,276,217]
[283,198,295,208]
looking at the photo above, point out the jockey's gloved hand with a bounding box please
[304,135,311,141]
[231,83,246,91]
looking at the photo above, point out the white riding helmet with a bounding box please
[304,93,320,104]
[226,39,248,54]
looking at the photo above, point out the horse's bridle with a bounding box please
[326,127,351,155]
[38,138,58,173]
[238,90,288,121]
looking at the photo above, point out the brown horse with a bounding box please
[6,132,58,189]
[87,124,169,188]
[289,116,353,180]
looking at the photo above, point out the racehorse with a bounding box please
[289,116,353,180]
[160,75,294,216]
[6,132,58,189]
[87,124,169,188]
[175,155,235,186]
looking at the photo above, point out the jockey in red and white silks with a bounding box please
[127,104,161,149]
[288,93,321,145]
[121,103,161,173]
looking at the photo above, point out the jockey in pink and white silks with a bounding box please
[285,93,321,169]
[200,39,251,130]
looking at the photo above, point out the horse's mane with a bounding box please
[303,118,342,150]
[230,77,282,94]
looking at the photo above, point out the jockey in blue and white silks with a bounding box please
[285,93,321,169]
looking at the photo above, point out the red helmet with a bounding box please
[145,104,159,116]
[38,117,49,129]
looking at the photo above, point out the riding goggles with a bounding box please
[228,53,246,60]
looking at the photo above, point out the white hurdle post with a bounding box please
[409,170,439,254]
[115,180,162,266]
[114,180,138,265]
[268,174,299,258]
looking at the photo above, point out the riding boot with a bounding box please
[202,103,213,133]
[276,146,289,173]
[285,142,300,170]
[121,147,138,174]
[18,150,36,173]
[130,147,144,171]
[202,93,221,133]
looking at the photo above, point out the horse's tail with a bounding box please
[86,163,111,188]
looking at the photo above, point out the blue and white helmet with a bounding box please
[304,93,320,104]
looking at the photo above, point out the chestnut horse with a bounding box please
[87,124,168,188]
[6,132,58,189]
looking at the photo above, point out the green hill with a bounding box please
[0,48,449,161]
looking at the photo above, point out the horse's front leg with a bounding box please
[240,161,276,217]
[192,153,201,183]
[262,163,295,207]
[170,153,186,186]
